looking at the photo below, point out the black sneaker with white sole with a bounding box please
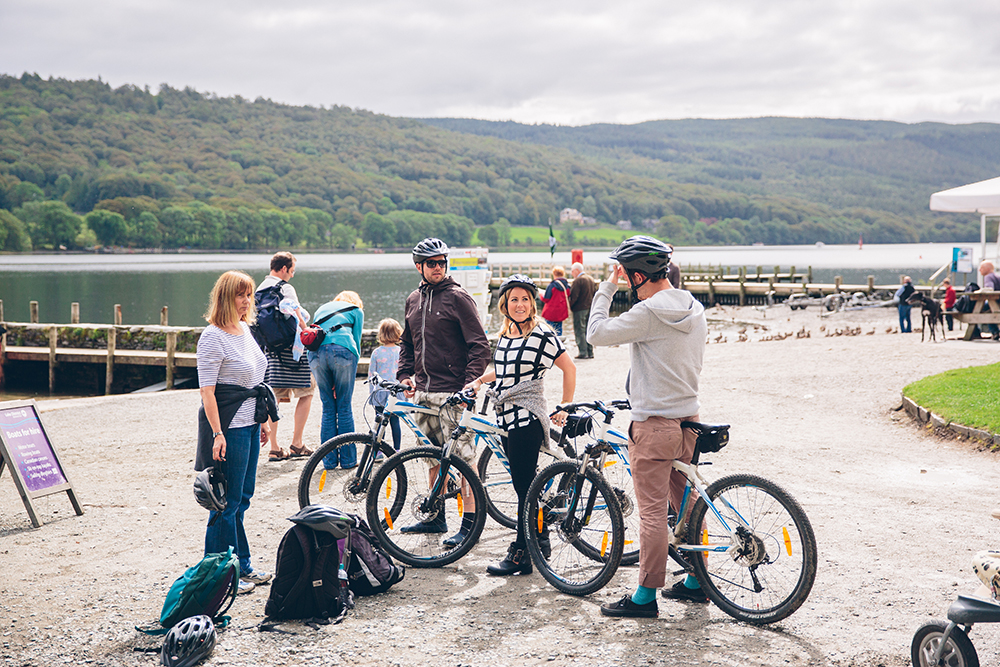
[600,594,658,618]
[660,580,708,603]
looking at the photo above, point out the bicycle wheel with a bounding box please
[478,445,517,529]
[523,461,624,596]
[366,447,487,567]
[911,621,979,667]
[598,452,640,566]
[685,473,817,624]
[297,433,399,512]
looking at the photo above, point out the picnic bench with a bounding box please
[952,290,1000,341]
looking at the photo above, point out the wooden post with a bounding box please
[738,270,746,307]
[708,276,716,306]
[114,304,122,325]
[808,266,813,283]
[48,326,57,395]
[790,266,797,283]
[105,327,116,396]
[0,299,4,321]
[160,306,168,326]
[165,331,177,390]
[867,275,875,293]
[835,276,843,292]
[755,265,762,280]
[71,302,80,324]
[773,266,780,282]
[30,301,39,323]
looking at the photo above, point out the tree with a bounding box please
[495,218,512,246]
[132,211,163,248]
[0,210,32,251]
[85,209,129,246]
[15,201,82,248]
[361,212,396,248]
[476,225,498,247]
[330,223,356,250]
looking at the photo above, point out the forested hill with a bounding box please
[0,73,995,252]
[419,117,1000,220]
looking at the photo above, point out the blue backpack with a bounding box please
[252,281,298,353]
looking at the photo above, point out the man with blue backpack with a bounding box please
[255,252,315,462]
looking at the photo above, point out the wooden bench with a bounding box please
[951,291,1000,340]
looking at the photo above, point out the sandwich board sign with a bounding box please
[0,399,82,527]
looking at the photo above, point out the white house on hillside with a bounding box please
[560,208,584,224]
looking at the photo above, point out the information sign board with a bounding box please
[0,399,83,527]
[953,247,974,274]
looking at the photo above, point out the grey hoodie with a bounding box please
[586,281,707,421]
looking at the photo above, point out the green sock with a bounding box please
[683,575,701,590]
[631,585,656,605]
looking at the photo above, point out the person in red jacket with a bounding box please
[942,278,957,332]
[540,266,570,335]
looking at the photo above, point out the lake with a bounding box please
[0,243,989,328]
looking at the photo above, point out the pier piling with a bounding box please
[30,301,38,323]
[114,304,122,325]
[165,331,176,390]
[160,307,168,326]
[48,326,57,394]
[105,327,116,395]
[71,302,80,324]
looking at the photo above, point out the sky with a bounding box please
[2,0,1000,127]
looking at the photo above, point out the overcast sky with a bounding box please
[2,0,999,126]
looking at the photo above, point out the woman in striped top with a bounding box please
[466,274,576,576]
[197,270,272,593]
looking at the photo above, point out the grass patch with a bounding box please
[903,363,1000,434]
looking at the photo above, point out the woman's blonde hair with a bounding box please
[552,265,566,278]
[498,286,538,338]
[205,270,256,328]
[334,290,364,309]
[377,318,403,345]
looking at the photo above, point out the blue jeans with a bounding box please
[898,304,912,333]
[546,320,563,335]
[205,423,260,576]
[309,343,359,469]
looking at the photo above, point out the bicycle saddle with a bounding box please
[681,421,730,453]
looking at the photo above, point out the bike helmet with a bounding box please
[193,466,226,513]
[498,274,538,299]
[412,238,450,264]
[288,505,356,539]
[161,615,216,667]
[609,235,673,296]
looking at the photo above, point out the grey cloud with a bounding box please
[1,0,999,124]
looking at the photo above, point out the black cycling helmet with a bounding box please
[498,274,538,299]
[610,235,673,296]
[412,238,449,264]
[288,505,356,539]
[161,615,216,667]
[193,467,226,514]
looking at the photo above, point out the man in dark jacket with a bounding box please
[398,238,491,541]
[569,262,597,359]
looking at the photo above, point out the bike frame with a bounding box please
[671,460,754,559]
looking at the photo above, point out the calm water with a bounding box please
[0,243,990,327]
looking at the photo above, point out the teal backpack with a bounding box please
[138,548,240,635]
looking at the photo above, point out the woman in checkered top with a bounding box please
[466,274,576,576]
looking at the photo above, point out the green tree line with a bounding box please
[0,73,992,252]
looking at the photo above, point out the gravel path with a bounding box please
[2,303,999,667]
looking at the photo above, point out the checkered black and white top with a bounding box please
[493,324,565,430]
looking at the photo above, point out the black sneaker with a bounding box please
[660,580,709,603]
[399,516,448,534]
[600,594,658,618]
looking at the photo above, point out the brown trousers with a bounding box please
[628,415,698,589]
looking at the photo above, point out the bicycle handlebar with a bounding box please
[366,373,410,396]
[556,399,630,416]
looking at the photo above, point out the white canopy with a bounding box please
[929,176,1000,264]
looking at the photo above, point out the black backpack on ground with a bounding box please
[347,518,405,596]
[252,280,298,354]
[264,523,353,624]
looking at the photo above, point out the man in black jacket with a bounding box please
[398,238,491,542]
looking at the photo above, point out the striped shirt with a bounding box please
[197,323,268,428]
[493,324,565,430]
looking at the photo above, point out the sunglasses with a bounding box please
[422,259,448,268]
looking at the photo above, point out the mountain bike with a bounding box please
[476,398,642,565]
[297,375,441,513]
[524,402,818,625]
[365,389,490,567]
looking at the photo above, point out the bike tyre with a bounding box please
[911,621,978,667]
[477,446,518,529]
[686,473,817,625]
[523,460,624,596]
[366,447,487,568]
[297,433,399,510]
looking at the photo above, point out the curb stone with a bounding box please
[901,391,999,446]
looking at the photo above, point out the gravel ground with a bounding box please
[2,302,1000,667]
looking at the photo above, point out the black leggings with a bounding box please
[503,419,546,548]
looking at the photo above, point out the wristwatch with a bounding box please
[212,431,223,438]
